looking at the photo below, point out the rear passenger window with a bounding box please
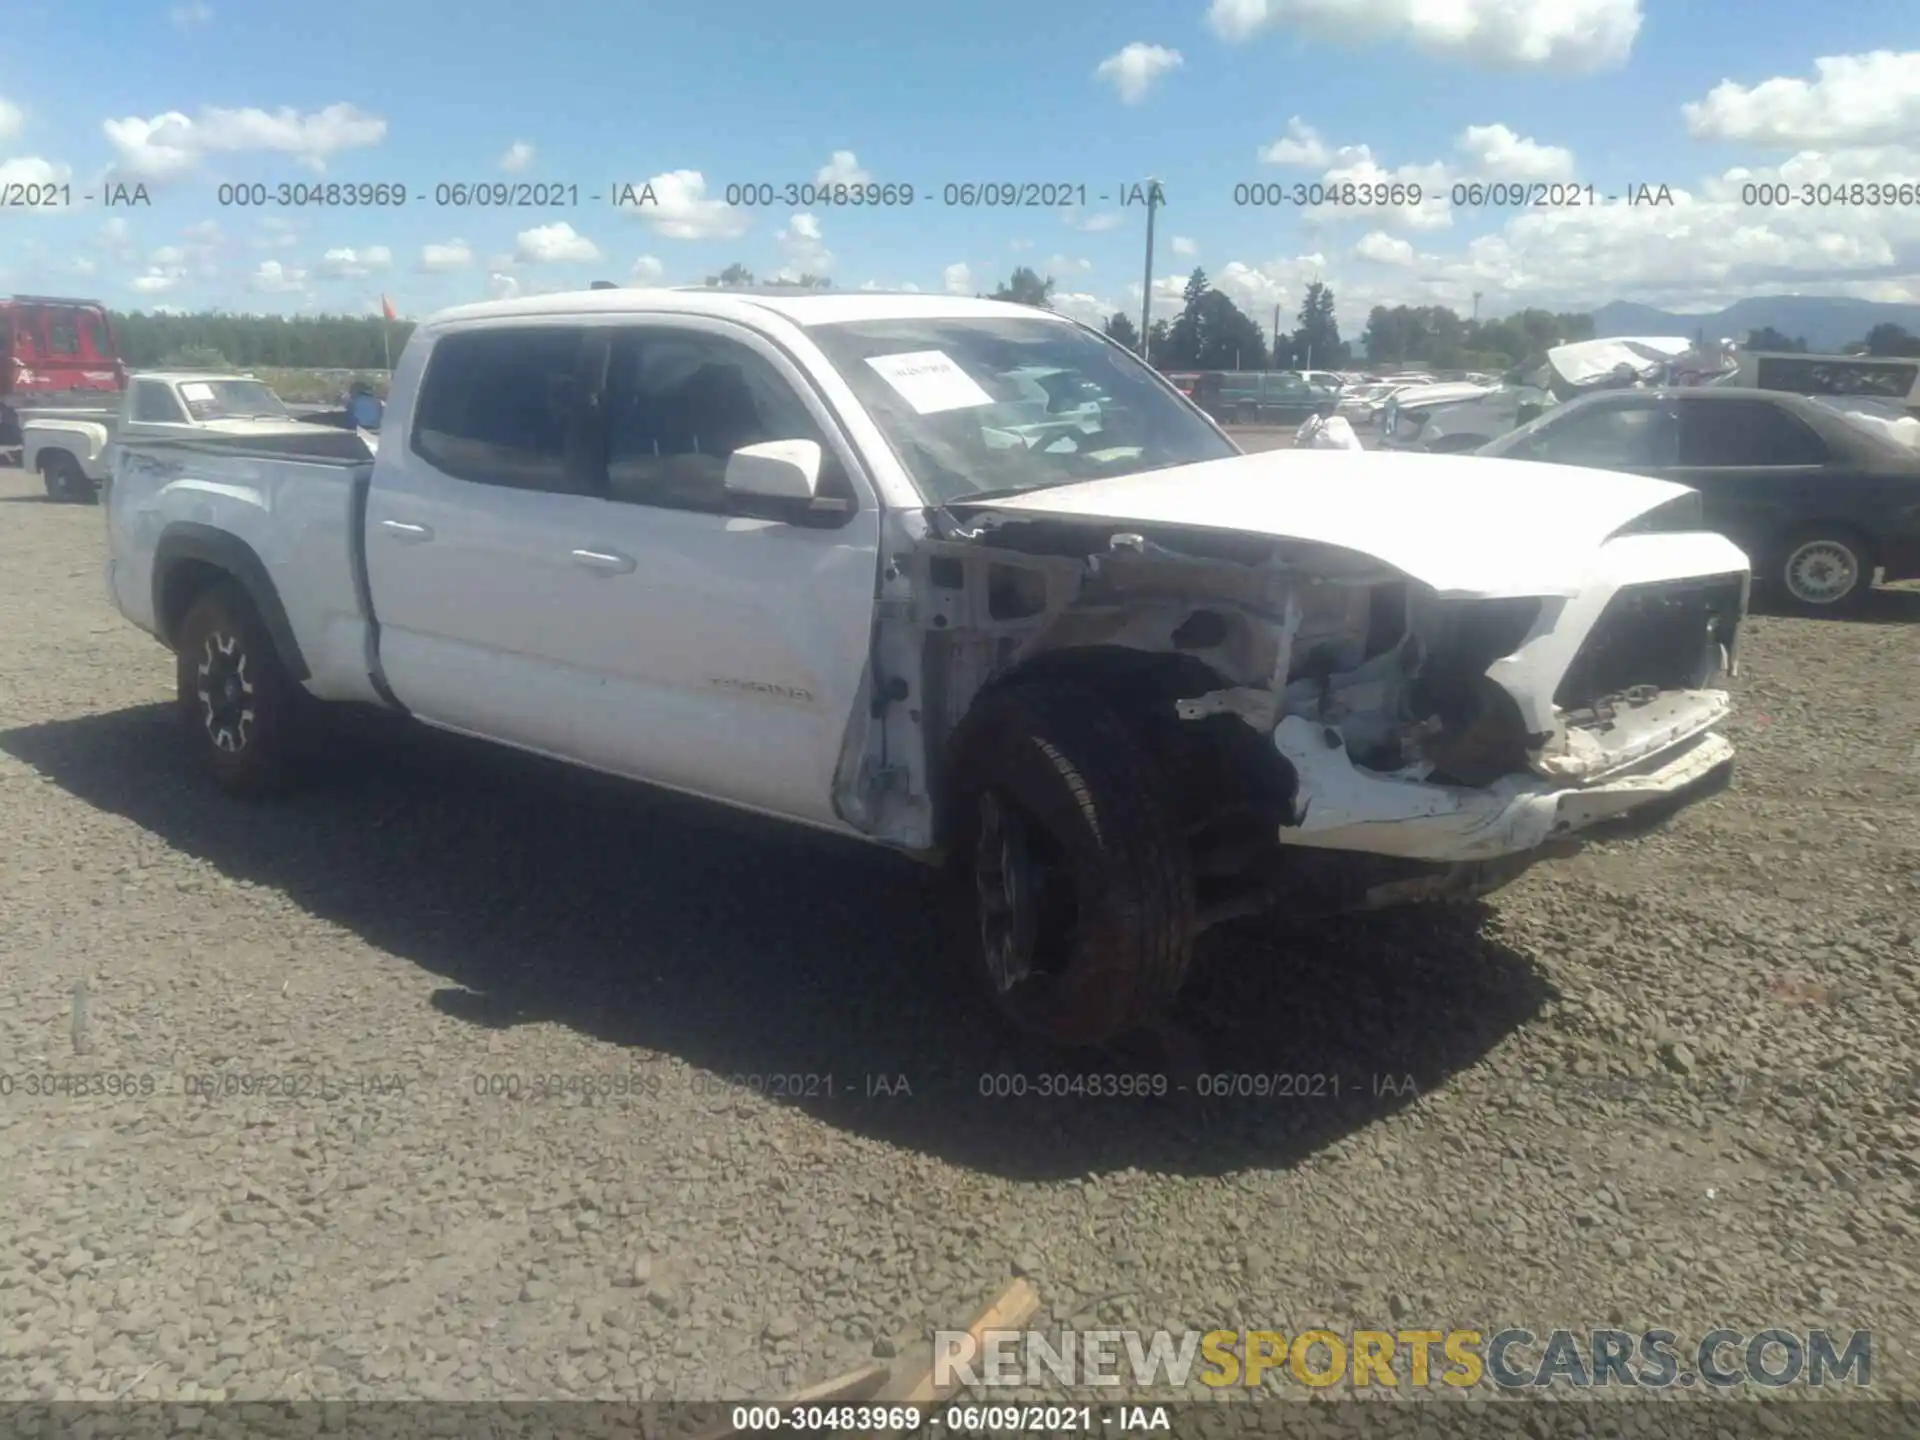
[412,328,585,490]
[1678,400,1829,467]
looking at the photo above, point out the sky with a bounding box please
[1,0,1918,333]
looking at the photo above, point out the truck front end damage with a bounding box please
[853,464,1744,916]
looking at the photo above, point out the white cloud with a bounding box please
[1455,123,1574,182]
[419,240,473,272]
[515,222,599,263]
[942,262,972,295]
[1050,292,1113,325]
[1043,253,1094,275]
[1259,118,1331,167]
[487,272,520,300]
[1207,0,1641,72]
[1354,231,1415,265]
[499,141,535,172]
[249,259,306,293]
[1009,239,1033,251]
[182,219,221,242]
[631,254,664,283]
[617,169,748,240]
[1683,51,1920,148]
[317,245,393,277]
[775,212,832,275]
[150,245,187,266]
[130,270,182,294]
[102,103,386,182]
[170,1,212,26]
[1063,209,1123,233]
[0,99,22,144]
[1094,43,1183,104]
[1171,236,1198,257]
[69,257,97,275]
[816,150,871,186]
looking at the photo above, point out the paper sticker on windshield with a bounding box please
[864,351,994,415]
[178,382,215,402]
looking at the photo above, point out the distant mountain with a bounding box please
[1591,296,1920,352]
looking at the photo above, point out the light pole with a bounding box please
[1138,177,1161,360]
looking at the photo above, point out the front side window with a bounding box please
[1515,402,1671,469]
[132,382,189,424]
[412,328,585,491]
[597,329,844,513]
[1677,400,1829,466]
[46,313,79,356]
[807,315,1234,505]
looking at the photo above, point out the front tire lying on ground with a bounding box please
[174,579,317,797]
[945,681,1197,1048]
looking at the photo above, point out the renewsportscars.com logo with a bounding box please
[933,1327,1872,1391]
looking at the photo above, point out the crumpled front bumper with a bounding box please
[1272,714,1734,863]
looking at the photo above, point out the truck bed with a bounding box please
[108,435,385,709]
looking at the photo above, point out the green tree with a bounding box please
[1146,318,1173,365]
[791,273,832,289]
[1164,269,1212,369]
[705,263,755,286]
[1862,322,1920,357]
[1746,326,1807,352]
[1103,312,1141,350]
[988,266,1054,308]
[1292,281,1345,367]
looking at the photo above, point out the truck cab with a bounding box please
[0,295,126,461]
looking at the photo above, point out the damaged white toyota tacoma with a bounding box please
[104,290,1747,1046]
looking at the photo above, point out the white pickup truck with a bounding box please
[105,289,1748,1046]
[25,370,341,502]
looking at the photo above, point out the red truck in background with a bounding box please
[1,296,127,461]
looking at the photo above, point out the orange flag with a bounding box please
[380,294,397,321]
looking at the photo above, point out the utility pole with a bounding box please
[1138,178,1161,361]
[1472,291,1483,323]
[1272,304,1281,369]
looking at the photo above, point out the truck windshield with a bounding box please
[177,379,292,421]
[806,316,1234,504]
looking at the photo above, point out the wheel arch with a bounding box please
[152,524,311,682]
[936,644,1296,850]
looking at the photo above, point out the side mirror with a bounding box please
[348,394,384,430]
[724,439,823,502]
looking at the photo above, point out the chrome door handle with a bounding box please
[571,548,636,573]
[381,519,434,541]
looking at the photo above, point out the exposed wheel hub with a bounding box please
[196,631,256,753]
[1785,541,1857,605]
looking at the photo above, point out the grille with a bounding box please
[1554,575,1745,712]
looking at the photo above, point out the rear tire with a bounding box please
[174,580,319,797]
[1770,524,1871,616]
[40,452,94,503]
[944,682,1196,1048]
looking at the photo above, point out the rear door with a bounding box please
[363,324,604,752]
[1658,397,1832,554]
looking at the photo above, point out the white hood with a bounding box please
[958,449,1711,599]
[1545,336,1698,388]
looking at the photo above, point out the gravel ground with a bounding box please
[0,462,1916,1411]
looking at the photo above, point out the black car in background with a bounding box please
[1478,387,1920,614]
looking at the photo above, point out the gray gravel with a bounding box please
[0,463,1916,1408]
